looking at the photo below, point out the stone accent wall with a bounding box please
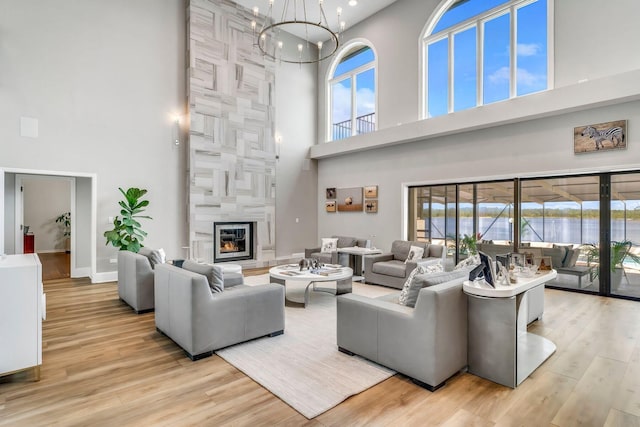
[188,0,276,264]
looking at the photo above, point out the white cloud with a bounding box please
[487,66,510,84]
[517,43,541,57]
[486,66,545,88]
[332,82,351,123]
[356,87,375,117]
[516,67,545,87]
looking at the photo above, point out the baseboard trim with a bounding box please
[91,271,117,283]
[71,267,91,278]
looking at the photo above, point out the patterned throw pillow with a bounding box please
[454,254,480,270]
[404,245,425,264]
[399,261,444,307]
[321,238,339,253]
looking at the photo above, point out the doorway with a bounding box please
[15,175,73,280]
[1,168,96,281]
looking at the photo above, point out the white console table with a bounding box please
[463,270,557,388]
[0,254,44,380]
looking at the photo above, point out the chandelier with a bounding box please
[252,0,345,64]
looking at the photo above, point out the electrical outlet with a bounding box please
[109,258,117,264]
[108,216,114,224]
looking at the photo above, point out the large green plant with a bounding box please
[580,240,640,279]
[104,187,151,252]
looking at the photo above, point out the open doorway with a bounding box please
[1,168,96,281]
[15,175,73,280]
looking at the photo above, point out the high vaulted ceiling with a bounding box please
[232,0,398,41]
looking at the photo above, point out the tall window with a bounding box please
[423,0,550,118]
[329,44,376,141]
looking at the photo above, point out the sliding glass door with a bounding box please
[408,171,640,300]
[610,173,640,298]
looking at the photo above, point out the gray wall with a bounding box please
[23,177,71,252]
[3,174,15,254]
[314,0,640,250]
[76,177,92,270]
[0,0,188,273]
[275,59,318,256]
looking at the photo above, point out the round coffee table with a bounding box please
[269,265,353,308]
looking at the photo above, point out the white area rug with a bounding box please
[216,274,396,419]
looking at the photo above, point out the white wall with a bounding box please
[312,0,640,250]
[274,58,319,256]
[22,177,71,253]
[317,0,640,142]
[0,0,187,273]
[317,100,640,250]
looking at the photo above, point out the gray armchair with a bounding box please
[154,263,285,360]
[337,275,468,391]
[364,240,446,289]
[117,250,155,314]
[305,235,371,265]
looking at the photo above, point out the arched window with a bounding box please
[422,0,551,118]
[328,42,376,141]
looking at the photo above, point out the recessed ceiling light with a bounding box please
[349,0,358,6]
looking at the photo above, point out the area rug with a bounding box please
[216,274,396,419]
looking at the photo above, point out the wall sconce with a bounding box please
[172,116,180,146]
[275,135,282,160]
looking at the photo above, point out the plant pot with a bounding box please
[64,237,71,254]
[611,267,623,291]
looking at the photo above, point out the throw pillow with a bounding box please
[138,247,162,269]
[564,248,580,268]
[398,261,444,307]
[321,238,339,253]
[182,260,224,293]
[157,248,167,264]
[404,245,425,264]
[454,254,480,270]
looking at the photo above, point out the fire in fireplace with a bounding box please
[214,222,253,262]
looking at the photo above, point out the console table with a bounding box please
[337,247,382,280]
[0,254,44,380]
[463,270,557,388]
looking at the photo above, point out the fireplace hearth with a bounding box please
[214,222,253,262]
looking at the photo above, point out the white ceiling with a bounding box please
[232,0,398,42]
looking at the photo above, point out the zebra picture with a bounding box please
[574,120,627,154]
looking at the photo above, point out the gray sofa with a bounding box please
[364,240,446,289]
[337,263,546,391]
[305,235,371,265]
[337,268,470,391]
[117,250,155,314]
[154,263,285,360]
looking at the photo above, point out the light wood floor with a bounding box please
[2,269,640,426]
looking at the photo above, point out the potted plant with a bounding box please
[55,211,71,253]
[104,187,151,252]
[460,233,481,256]
[580,240,640,290]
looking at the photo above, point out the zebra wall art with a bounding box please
[581,125,625,150]
[574,120,627,153]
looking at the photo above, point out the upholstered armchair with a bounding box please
[117,250,155,314]
[154,263,285,360]
[304,235,371,265]
[364,240,446,289]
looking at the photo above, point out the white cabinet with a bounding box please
[0,254,44,379]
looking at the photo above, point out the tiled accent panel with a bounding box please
[188,0,276,264]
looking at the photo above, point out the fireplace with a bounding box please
[214,222,253,262]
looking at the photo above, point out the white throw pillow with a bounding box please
[398,261,444,307]
[157,248,167,264]
[404,245,425,264]
[454,254,480,270]
[321,238,339,253]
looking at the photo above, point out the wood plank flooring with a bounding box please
[1,268,640,426]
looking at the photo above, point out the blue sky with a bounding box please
[428,0,547,117]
